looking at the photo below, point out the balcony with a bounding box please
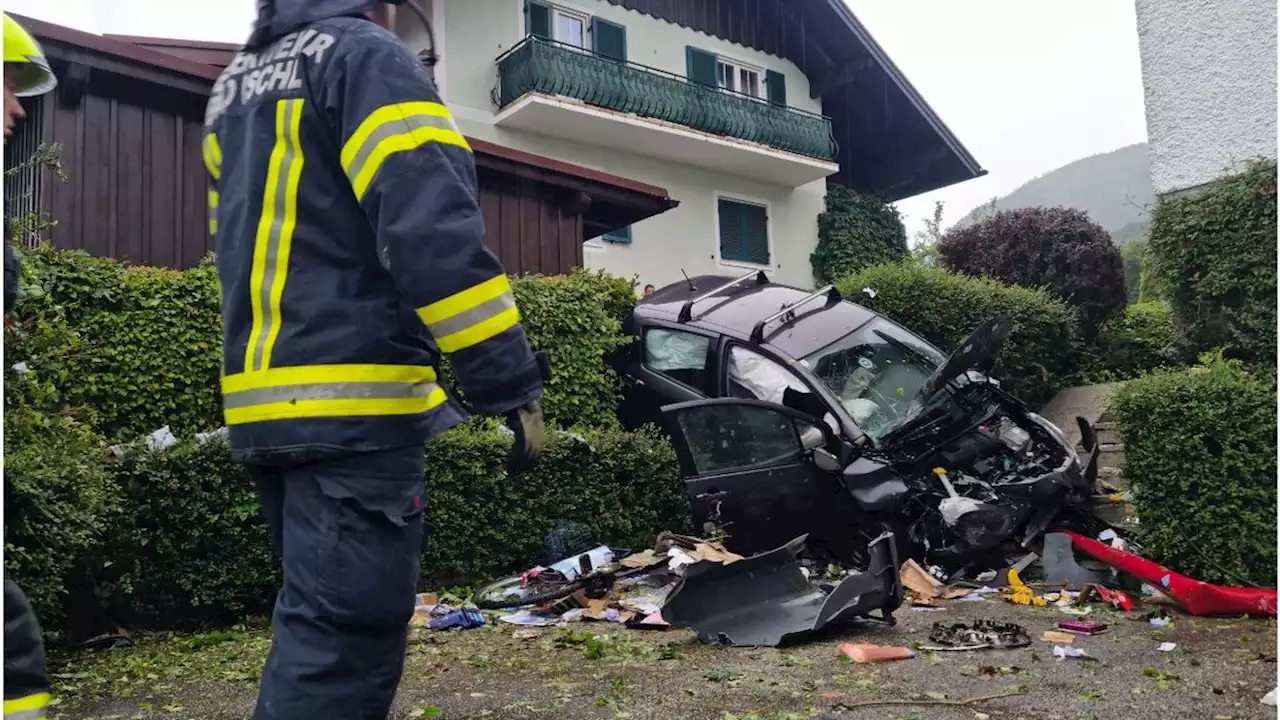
[493,38,840,188]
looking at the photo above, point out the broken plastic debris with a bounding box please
[1058,621,1107,635]
[861,287,877,299]
[145,425,177,451]
[428,608,485,630]
[1052,645,1089,659]
[10,362,28,374]
[1149,616,1172,628]
[1098,529,1117,543]
[1262,688,1277,706]
[500,610,561,627]
[924,620,1030,651]
[1002,568,1047,607]
[840,643,914,663]
[1158,642,1177,652]
[975,570,998,583]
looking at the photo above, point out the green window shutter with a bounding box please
[604,224,632,244]
[686,46,718,87]
[718,199,769,264]
[765,69,787,107]
[592,17,627,62]
[741,202,770,264]
[526,1,551,39]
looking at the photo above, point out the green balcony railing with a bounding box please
[494,37,839,163]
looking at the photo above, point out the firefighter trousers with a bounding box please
[4,579,50,719]
[250,446,427,720]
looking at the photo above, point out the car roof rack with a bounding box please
[750,285,843,344]
[677,270,769,323]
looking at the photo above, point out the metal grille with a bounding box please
[3,97,46,248]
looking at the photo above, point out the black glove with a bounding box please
[505,351,551,477]
[506,399,545,477]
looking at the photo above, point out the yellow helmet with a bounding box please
[3,14,56,97]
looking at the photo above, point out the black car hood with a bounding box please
[904,315,1012,421]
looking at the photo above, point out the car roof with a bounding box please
[635,274,878,359]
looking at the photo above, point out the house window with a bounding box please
[554,8,587,48]
[717,59,763,99]
[717,198,770,266]
[603,225,632,244]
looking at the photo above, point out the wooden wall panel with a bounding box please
[478,171,585,277]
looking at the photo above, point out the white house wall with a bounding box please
[400,0,828,289]
[1135,0,1278,195]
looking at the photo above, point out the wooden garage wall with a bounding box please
[477,169,583,276]
[34,77,211,269]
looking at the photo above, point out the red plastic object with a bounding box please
[1092,584,1135,612]
[1066,531,1277,618]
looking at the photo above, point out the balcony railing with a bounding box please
[494,37,839,163]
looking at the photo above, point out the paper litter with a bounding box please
[1158,642,1177,652]
[1052,645,1089,659]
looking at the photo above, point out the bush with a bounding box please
[835,263,1080,405]
[3,403,115,627]
[938,207,1127,338]
[1120,240,1147,305]
[811,185,908,284]
[511,270,632,428]
[1147,159,1277,366]
[49,424,684,631]
[1111,355,1276,586]
[1075,302,1179,382]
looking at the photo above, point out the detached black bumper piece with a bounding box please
[660,532,902,647]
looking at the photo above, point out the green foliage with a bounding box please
[1120,240,1147,305]
[90,439,277,629]
[1111,355,1276,585]
[938,206,1127,337]
[511,270,632,428]
[1147,159,1277,366]
[421,423,687,586]
[835,263,1080,405]
[1075,302,1179,383]
[3,403,115,627]
[811,185,908,284]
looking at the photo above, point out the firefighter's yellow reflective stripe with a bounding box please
[207,190,218,236]
[202,133,222,180]
[416,275,520,353]
[244,98,305,373]
[4,692,50,719]
[221,364,445,424]
[340,101,470,201]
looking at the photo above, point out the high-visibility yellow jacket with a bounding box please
[203,0,542,463]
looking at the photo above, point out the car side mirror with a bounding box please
[813,447,842,472]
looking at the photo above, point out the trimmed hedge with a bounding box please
[1074,301,1178,383]
[1111,355,1277,586]
[45,425,683,632]
[14,247,636,437]
[811,185,908,284]
[835,263,1080,405]
[1147,159,1277,366]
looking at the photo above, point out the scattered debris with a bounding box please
[1042,631,1075,644]
[1149,616,1172,628]
[834,689,1025,711]
[1002,569,1047,607]
[1262,688,1277,706]
[498,610,561,627]
[1084,584,1135,612]
[901,559,945,600]
[840,643,915,663]
[428,608,485,630]
[923,620,1031,651]
[1158,642,1177,652]
[1052,645,1089,660]
[1058,620,1107,635]
[1042,533,1115,589]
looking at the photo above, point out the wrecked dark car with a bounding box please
[616,272,1101,579]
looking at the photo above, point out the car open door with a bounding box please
[661,398,844,556]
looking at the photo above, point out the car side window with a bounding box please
[674,403,803,475]
[726,345,808,403]
[643,328,712,390]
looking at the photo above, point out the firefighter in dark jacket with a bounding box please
[4,14,58,720]
[204,1,546,716]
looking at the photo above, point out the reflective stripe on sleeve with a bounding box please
[416,275,520,354]
[202,132,222,180]
[208,189,218,236]
[221,364,446,425]
[244,98,305,373]
[340,101,471,202]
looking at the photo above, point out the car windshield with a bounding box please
[803,318,946,442]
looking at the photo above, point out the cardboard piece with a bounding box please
[900,559,944,600]
[1042,631,1076,644]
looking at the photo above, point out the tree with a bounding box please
[909,201,945,267]
[937,206,1127,338]
[5,142,65,243]
[810,184,908,284]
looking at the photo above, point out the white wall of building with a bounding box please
[399,0,829,290]
[1135,0,1277,195]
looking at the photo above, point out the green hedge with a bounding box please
[14,247,636,437]
[1111,355,1277,586]
[1074,301,1178,383]
[811,185,908,284]
[1147,159,1277,366]
[31,424,683,632]
[834,263,1080,405]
